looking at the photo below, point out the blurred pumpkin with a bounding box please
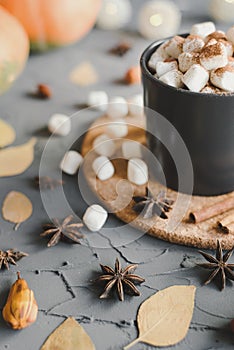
[0,5,29,94]
[0,0,102,51]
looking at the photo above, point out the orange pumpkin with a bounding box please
[0,5,29,94]
[0,0,102,50]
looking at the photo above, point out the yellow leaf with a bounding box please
[0,137,36,177]
[40,317,96,350]
[70,62,98,86]
[0,119,16,148]
[124,285,196,349]
[2,191,33,230]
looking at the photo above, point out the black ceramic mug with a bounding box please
[140,35,234,196]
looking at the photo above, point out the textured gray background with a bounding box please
[0,2,234,349]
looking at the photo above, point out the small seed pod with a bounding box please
[2,272,38,330]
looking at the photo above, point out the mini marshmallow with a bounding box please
[92,155,115,181]
[83,204,108,232]
[226,26,234,45]
[122,140,142,160]
[219,39,233,57]
[48,113,71,136]
[182,35,204,53]
[128,94,144,117]
[87,91,108,111]
[106,97,128,119]
[190,22,216,39]
[148,41,170,70]
[200,42,228,70]
[205,31,227,43]
[205,38,218,47]
[178,52,200,73]
[159,70,184,88]
[93,134,116,157]
[210,65,234,92]
[165,36,184,59]
[156,60,178,78]
[201,85,221,94]
[127,158,148,185]
[182,64,209,92]
[60,150,83,175]
[106,119,128,138]
[228,57,234,68]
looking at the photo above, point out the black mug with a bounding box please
[140,35,234,196]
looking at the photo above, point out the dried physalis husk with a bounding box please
[0,137,36,177]
[40,317,96,350]
[2,272,38,330]
[0,119,16,148]
[2,191,33,230]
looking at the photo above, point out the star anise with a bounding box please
[35,176,64,190]
[132,187,174,219]
[41,215,84,247]
[198,240,234,291]
[109,42,131,56]
[0,249,28,270]
[95,258,145,301]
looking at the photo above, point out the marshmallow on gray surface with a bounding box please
[156,60,178,78]
[128,94,144,117]
[87,91,108,111]
[178,52,200,73]
[122,140,142,160]
[48,113,71,136]
[148,41,170,70]
[210,65,234,92]
[190,22,216,39]
[127,158,148,185]
[182,64,209,92]
[93,134,116,157]
[60,150,83,175]
[200,42,228,70]
[92,155,115,181]
[83,204,108,232]
[106,119,128,138]
[106,97,128,119]
[159,69,183,88]
[182,35,204,53]
[226,26,234,45]
[165,36,184,59]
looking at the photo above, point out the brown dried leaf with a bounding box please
[124,285,196,349]
[0,119,16,148]
[69,62,98,86]
[40,317,95,350]
[0,138,36,177]
[2,191,33,230]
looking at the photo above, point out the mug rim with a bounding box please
[140,33,234,99]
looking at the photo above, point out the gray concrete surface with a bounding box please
[0,18,234,350]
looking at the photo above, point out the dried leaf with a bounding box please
[0,138,36,177]
[40,317,95,350]
[124,285,196,349]
[0,119,16,148]
[69,62,98,86]
[2,191,33,230]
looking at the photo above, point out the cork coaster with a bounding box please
[81,114,234,250]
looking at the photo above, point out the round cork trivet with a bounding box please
[81,114,234,250]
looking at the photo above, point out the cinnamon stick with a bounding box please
[189,196,234,223]
[217,211,234,234]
